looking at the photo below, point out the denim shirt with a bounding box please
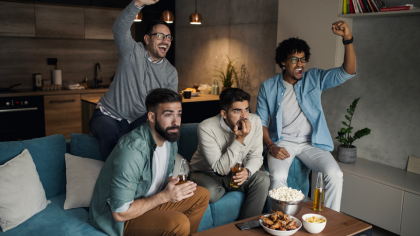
[89,122,177,236]
[255,65,356,151]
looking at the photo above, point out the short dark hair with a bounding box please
[145,88,182,112]
[145,20,170,35]
[219,88,250,112]
[275,37,311,69]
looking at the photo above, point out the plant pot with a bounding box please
[221,87,230,91]
[337,145,357,163]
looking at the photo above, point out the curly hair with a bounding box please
[275,38,311,69]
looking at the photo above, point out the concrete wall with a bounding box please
[175,0,278,111]
[276,0,420,169]
[324,3,420,169]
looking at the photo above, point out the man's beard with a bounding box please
[155,119,180,143]
[226,116,247,131]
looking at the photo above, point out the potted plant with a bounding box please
[213,55,238,91]
[335,98,371,163]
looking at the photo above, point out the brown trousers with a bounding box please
[123,186,209,236]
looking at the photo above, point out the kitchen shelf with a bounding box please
[338,8,420,18]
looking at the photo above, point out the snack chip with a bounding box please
[305,216,326,223]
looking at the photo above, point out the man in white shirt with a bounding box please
[189,88,269,220]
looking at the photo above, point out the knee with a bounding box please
[253,171,270,189]
[166,213,190,236]
[194,186,210,203]
[325,170,343,183]
[269,170,288,183]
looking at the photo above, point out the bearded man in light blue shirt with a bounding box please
[255,20,356,212]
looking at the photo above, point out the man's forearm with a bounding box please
[262,126,272,146]
[112,192,168,222]
[343,35,356,75]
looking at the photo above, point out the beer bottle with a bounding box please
[176,159,187,185]
[230,162,244,188]
[313,172,324,211]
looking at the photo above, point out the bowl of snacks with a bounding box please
[302,214,327,234]
[259,211,302,236]
[268,187,305,216]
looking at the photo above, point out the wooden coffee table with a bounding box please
[193,200,371,236]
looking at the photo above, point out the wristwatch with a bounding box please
[343,36,354,45]
[245,168,251,180]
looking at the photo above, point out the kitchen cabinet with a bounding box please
[0,2,36,37]
[84,8,120,40]
[44,94,82,138]
[35,5,85,39]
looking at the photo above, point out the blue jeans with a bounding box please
[89,109,147,161]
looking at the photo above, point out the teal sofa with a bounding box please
[0,123,310,235]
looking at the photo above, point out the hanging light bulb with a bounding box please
[161,10,174,24]
[189,0,202,25]
[134,11,143,22]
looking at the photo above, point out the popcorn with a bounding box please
[269,187,305,201]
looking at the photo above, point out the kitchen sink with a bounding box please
[89,85,109,89]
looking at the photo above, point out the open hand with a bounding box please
[134,0,159,6]
[231,167,248,186]
[270,146,290,160]
[332,20,352,40]
[162,177,197,202]
[234,119,251,144]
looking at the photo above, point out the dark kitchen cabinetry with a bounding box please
[84,8,120,40]
[0,1,35,37]
[35,5,85,39]
[44,94,82,139]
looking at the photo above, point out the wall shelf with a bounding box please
[338,8,420,18]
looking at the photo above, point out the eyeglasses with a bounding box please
[289,57,307,64]
[148,33,174,41]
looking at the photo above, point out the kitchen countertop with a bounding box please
[82,94,220,105]
[0,88,109,97]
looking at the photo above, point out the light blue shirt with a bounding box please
[255,65,356,152]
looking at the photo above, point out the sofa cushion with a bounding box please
[210,191,245,227]
[0,135,67,199]
[0,149,50,232]
[0,194,106,236]
[70,133,102,161]
[178,123,199,162]
[64,153,104,210]
[197,206,213,232]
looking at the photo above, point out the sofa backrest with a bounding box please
[0,135,67,199]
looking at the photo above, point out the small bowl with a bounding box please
[259,214,302,236]
[302,214,327,234]
[191,92,198,97]
[269,196,304,216]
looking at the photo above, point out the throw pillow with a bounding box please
[0,149,50,232]
[64,153,104,210]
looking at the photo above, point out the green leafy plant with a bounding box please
[335,98,371,148]
[213,55,239,87]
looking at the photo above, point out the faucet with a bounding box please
[94,63,102,87]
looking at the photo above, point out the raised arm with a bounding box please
[332,20,356,75]
[112,0,159,57]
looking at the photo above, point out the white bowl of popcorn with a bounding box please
[268,187,305,216]
[302,214,327,234]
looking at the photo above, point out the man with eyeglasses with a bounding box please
[256,20,356,212]
[90,0,178,161]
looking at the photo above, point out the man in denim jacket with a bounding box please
[255,21,356,212]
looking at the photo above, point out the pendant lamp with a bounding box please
[161,10,174,24]
[134,11,143,22]
[189,0,202,25]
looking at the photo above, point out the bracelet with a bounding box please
[343,36,354,45]
[266,141,274,150]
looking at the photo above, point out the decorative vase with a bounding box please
[222,87,229,91]
[337,145,357,163]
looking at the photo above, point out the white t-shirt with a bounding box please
[115,141,170,213]
[146,141,170,197]
[280,80,313,143]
